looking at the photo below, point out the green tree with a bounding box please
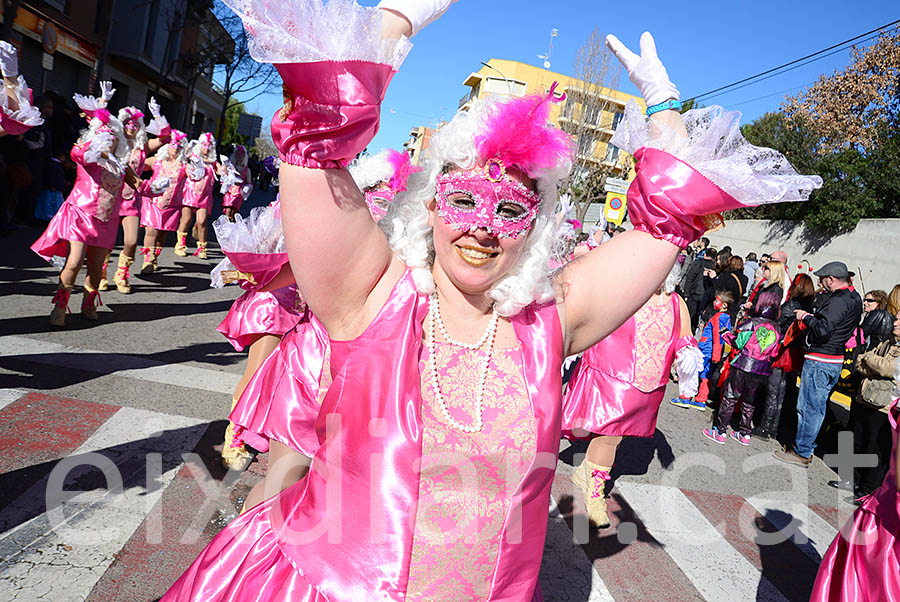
[220,101,248,146]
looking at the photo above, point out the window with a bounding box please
[144,0,161,56]
[481,77,527,97]
[611,111,624,130]
[604,144,620,163]
[577,133,595,157]
[44,0,69,12]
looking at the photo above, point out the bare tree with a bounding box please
[211,1,280,144]
[558,28,631,227]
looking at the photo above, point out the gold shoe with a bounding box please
[153,245,163,271]
[81,287,102,321]
[575,459,612,529]
[139,247,155,274]
[174,230,188,256]
[114,253,134,294]
[98,251,111,290]
[50,283,73,327]
[221,397,252,471]
[194,241,208,260]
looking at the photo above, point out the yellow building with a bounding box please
[458,59,645,178]
[404,125,436,165]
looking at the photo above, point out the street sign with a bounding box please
[41,22,58,54]
[42,52,54,71]
[604,176,630,194]
[604,191,627,225]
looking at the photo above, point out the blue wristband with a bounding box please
[646,99,682,116]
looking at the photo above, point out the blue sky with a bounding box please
[239,0,898,155]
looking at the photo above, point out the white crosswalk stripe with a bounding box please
[0,335,240,394]
[746,496,839,564]
[0,407,206,602]
[616,481,790,602]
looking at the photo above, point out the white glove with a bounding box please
[99,81,115,106]
[605,32,679,108]
[148,96,162,120]
[150,176,171,194]
[104,153,125,174]
[0,41,18,78]
[241,184,253,200]
[186,156,205,181]
[376,0,458,36]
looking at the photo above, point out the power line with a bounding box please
[685,19,900,103]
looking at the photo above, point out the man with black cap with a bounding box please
[774,261,862,467]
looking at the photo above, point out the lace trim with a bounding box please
[611,101,823,206]
[221,0,412,69]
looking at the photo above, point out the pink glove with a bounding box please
[626,147,740,248]
[272,61,396,169]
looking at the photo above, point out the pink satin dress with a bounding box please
[810,399,900,601]
[140,159,186,231]
[162,269,564,602]
[31,141,125,261]
[216,286,305,352]
[222,166,249,209]
[563,293,686,437]
[182,164,216,211]
[118,147,147,217]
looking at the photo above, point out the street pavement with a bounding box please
[0,190,858,602]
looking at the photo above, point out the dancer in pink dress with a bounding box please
[0,41,42,137]
[139,130,188,273]
[98,102,172,293]
[220,145,251,221]
[810,343,900,601]
[564,264,701,528]
[160,2,821,599]
[176,132,218,259]
[31,85,135,326]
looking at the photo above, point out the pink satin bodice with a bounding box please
[120,147,147,201]
[151,158,186,209]
[184,164,216,202]
[263,270,562,601]
[861,400,900,532]
[581,293,682,390]
[68,141,126,222]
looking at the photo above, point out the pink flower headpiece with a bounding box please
[363,149,422,222]
[199,132,215,149]
[474,82,571,180]
[122,107,144,123]
[170,130,188,147]
[566,218,582,229]
[385,149,419,194]
[73,93,111,125]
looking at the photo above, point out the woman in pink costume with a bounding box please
[161,3,821,599]
[30,85,135,327]
[225,148,420,502]
[0,41,42,137]
[810,331,900,601]
[99,101,172,293]
[220,145,251,221]
[176,132,218,259]
[564,263,701,528]
[139,130,189,273]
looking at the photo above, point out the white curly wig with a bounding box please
[380,95,573,316]
[78,115,130,167]
[117,107,148,154]
[349,149,397,191]
[154,137,188,164]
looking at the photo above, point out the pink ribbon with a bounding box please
[591,469,611,499]
[51,288,71,313]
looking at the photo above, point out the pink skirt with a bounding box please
[562,361,666,438]
[182,187,213,211]
[141,198,182,231]
[230,314,329,455]
[119,192,141,217]
[217,287,304,352]
[810,503,900,601]
[31,200,120,260]
[160,488,326,602]
[222,191,242,209]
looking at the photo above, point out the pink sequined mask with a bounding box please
[364,183,394,223]
[436,158,541,239]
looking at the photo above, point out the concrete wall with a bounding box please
[705,219,900,294]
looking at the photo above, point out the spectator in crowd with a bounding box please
[755,273,816,440]
[709,252,743,320]
[22,95,54,221]
[744,260,788,316]
[770,250,790,300]
[693,236,710,258]
[671,289,734,409]
[681,247,717,331]
[703,291,782,445]
[829,315,900,501]
[743,252,759,284]
[730,256,748,298]
[860,289,894,351]
[774,261,863,467]
[887,284,900,319]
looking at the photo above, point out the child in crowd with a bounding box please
[671,290,734,409]
[703,292,781,445]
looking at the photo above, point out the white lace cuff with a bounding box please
[610,101,823,206]
[146,116,169,136]
[0,76,43,126]
[212,206,286,255]
[220,0,411,69]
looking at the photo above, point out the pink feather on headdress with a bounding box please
[385,149,421,193]
[474,82,573,179]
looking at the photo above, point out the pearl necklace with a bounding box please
[426,293,499,433]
